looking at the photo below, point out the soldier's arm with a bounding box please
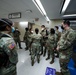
[18,31,21,35]
[23,33,26,40]
[59,31,75,51]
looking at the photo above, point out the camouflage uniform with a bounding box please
[55,30,61,42]
[28,31,33,54]
[46,33,56,64]
[55,30,61,57]
[57,28,75,75]
[13,30,22,49]
[0,32,18,75]
[31,33,42,66]
[23,31,30,50]
[40,29,48,56]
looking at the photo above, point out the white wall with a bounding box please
[50,19,63,28]
[14,22,28,41]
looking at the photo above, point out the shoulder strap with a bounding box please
[0,33,10,39]
[0,32,3,39]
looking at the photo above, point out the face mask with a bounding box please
[12,27,15,32]
[54,28,56,30]
[16,29,18,30]
[61,26,64,30]
[31,31,33,33]
[41,28,44,30]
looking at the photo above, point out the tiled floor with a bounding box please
[17,43,60,75]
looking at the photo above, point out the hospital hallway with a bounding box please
[0,0,76,75]
[17,42,60,75]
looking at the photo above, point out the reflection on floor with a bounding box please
[17,42,60,75]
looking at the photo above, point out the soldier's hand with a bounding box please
[56,46,59,51]
[52,48,54,50]
[45,43,48,47]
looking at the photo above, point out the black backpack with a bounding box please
[0,33,9,67]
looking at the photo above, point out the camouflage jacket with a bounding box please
[40,29,49,42]
[23,31,30,41]
[13,30,20,39]
[55,30,61,42]
[31,33,42,45]
[0,32,18,75]
[58,28,75,52]
[46,34,56,48]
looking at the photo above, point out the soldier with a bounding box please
[56,20,76,75]
[0,18,18,75]
[40,25,48,56]
[46,28,56,64]
[55,26,61,42]
[28,28,33,54]
[23,28,29,50]
[30,28,42,66]
[54,26,61,58]
[13,27,22,49]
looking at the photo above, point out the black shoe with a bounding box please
[25,47,28,50]
[46,57,50,60]
[29,53,31,55]
[50,60,54,64]
[37,58,40,63]
[31,60,34,66]
[19,47,22,49]
[43,55,45,57]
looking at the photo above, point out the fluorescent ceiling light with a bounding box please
[62,0,71,13]
[32,0,50,21]
[32,0,46,15]
[32,0,43,15]
[45,16,50,21]
[63,14,76,17]
[19,22,28,25]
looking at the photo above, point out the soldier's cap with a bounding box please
[0,18,13,27]
[41,25,45,27]
[55,26,59,29]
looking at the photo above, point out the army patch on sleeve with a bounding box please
[8,43,16,50]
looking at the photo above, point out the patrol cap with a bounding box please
[55,26,59,30]
[0,18,13,31]
[35,28,39,32]
[0,18,13,27]
[35,28,39,33]
[41,25,45,27]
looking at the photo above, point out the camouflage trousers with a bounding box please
[24,39,29,49]
[46,46,54,58]
[59,52,71,75]
[31,44,41,60]
[14,38,22,48]
[41,40,47,55]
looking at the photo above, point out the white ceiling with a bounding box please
[0,0,66,25]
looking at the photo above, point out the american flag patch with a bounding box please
[8,43,15,49]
